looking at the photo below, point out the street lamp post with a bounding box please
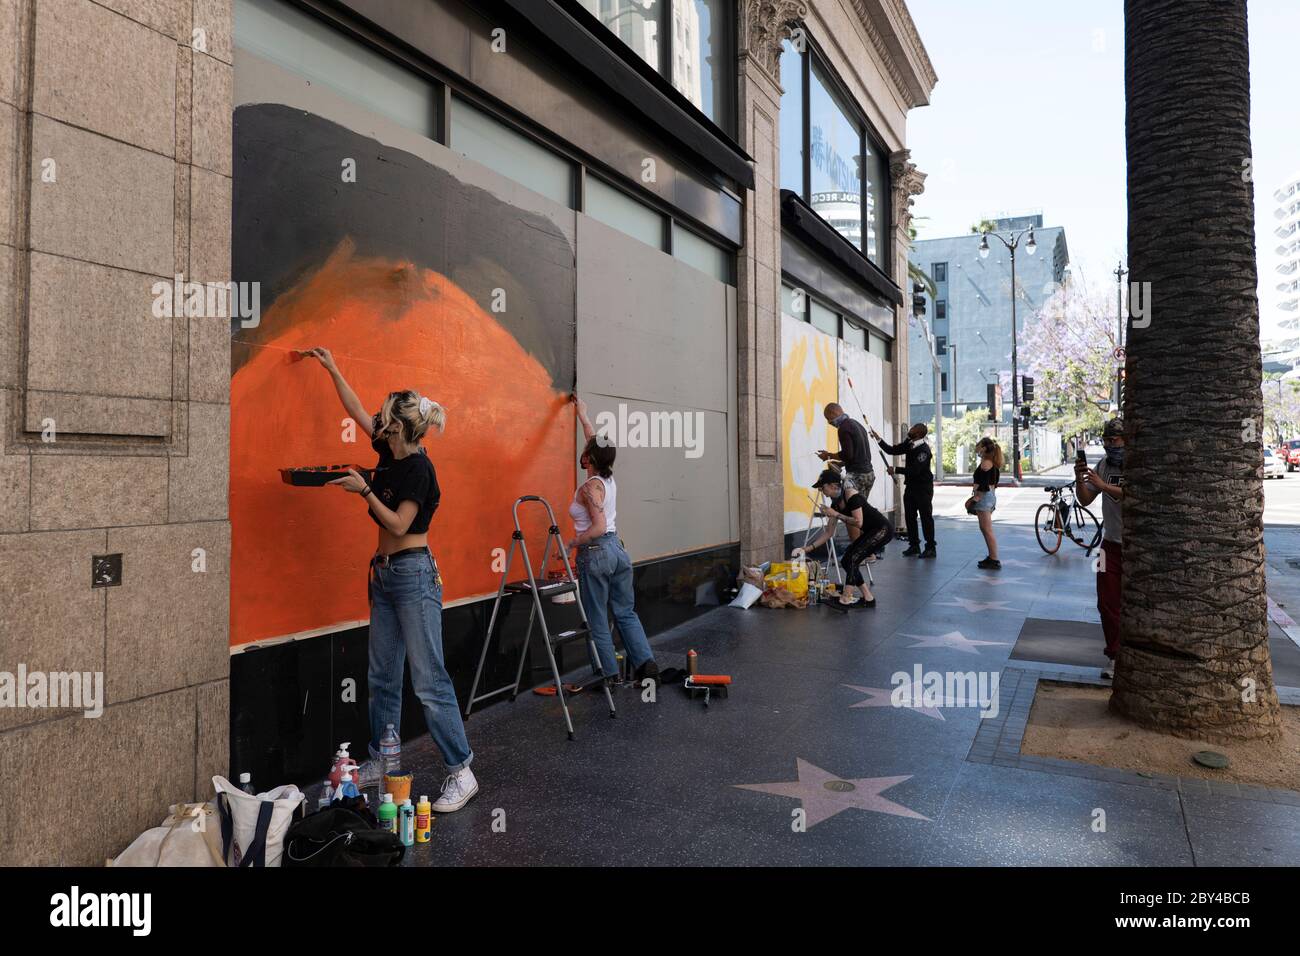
[979,225,1037,481]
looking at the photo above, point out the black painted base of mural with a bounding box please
[230,543,739,788]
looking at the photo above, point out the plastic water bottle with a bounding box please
[379,723,401,775]
[317,778,333,811]
[239,772,255,795]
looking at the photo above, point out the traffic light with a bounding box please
[1022,376,1035,403]
[912,292,926,317]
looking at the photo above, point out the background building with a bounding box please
[1275,173,1300,322]
[0,0,933,863]
[907,214,1068,424]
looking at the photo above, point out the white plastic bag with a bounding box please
[212,776,305,867]
[110,802,225,867]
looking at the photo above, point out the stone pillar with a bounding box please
[0,0,233,865]
[889,147,926,507]
[735,0,805,566]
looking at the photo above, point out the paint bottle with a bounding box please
[378,793,398,835]
[399,799,415,847]
[415,795,432,844]
[687,649,698,676]
[239,772,255,795]
[333,765,360,803]
[329,743,352,789]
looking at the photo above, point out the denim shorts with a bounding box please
[972,490,997,513]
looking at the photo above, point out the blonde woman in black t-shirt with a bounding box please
[972,437,1004,570]
[304,347,478,814]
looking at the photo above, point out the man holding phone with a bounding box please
[1075,419,1125,679]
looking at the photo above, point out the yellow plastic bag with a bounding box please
[764,560,809,599]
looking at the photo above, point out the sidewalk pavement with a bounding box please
[323,516,1300,866]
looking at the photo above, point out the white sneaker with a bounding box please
[1100,659,1114,680]
[432,766,479,813]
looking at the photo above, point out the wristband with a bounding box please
[360,486,372,497]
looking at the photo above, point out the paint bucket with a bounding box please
[383,771,413,805]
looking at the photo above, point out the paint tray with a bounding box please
[280,465,374,487]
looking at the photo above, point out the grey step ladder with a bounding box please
[803,491,873,588]
[464,495,616,740]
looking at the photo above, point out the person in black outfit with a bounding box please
[794,469,893,608]
[872,422,936,558]
[817,403,875,500]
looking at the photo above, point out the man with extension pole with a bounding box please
[817,403,874,500]
[873,423,936,558]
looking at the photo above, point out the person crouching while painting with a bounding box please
[569,396,659,685]
[304,347,478,813]
[794,469,893,608]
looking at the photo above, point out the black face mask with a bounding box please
[1105,446,1124,468]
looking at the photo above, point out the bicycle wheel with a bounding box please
[1035,502,1063,554]
[1072,503,1101,552]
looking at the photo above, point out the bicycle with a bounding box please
[1035,482,1103,555]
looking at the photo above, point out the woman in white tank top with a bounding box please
[567,397,659,685]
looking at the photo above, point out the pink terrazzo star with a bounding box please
[899,629,1010,654]
[843,684,945,720]
[936,597,1021,613]
[735,758,930,826]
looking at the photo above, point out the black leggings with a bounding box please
[840,524,894,587]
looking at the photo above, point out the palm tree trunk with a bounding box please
[1113,0,1281,741]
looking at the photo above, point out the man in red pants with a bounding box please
[1075,418,1125,679]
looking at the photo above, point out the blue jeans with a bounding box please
[577,533,654,677]
[367,551,473,771]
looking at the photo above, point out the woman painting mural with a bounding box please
[304,346,479,813]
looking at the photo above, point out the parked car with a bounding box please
[1264,447,1288,479]
[1284,438,1300,471]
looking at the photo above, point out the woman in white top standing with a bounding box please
[568,396,659,684]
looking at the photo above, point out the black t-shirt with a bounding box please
[833,492,888,535]
[369,436,440,535]
[974,464,1000,492]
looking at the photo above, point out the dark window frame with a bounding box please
[933,261,948,283]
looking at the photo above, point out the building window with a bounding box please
[781,283,808,321]
[869,332,891,360]
[585,175,665,248]
[581,0,664,71]
[450,96,574,206]
[941,372,948,392]
[234,0,438,138]
[842,321,866,351]
[933,262,947,283]
[777,36,891,271]
[810,300,838,337]
[808,59,863,253]
[936,300,947,320]
[672,221,733,284]
[581,0,735,133]
[936,335,947,355]
[778,40,804,195]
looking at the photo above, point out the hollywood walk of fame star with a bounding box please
[936,597,1021,613]
[735,758,930,826]
[967,576,1025,587]
[899,629,1011,654]
[843,684,945,720]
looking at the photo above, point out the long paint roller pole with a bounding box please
[847,376,893,470]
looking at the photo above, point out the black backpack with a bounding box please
[282,803,405,867]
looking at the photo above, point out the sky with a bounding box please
[903,0,1300,342]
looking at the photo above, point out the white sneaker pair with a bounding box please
[433,766,479,813]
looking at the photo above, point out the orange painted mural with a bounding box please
[230,105,579,647]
